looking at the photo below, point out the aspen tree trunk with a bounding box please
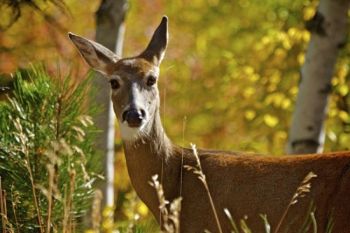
[287,0,350,154]
[95,0,128,207]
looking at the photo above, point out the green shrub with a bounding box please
[0,65,100,232]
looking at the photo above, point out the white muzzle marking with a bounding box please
[119,120,146,141]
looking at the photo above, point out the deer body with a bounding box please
[69,17,350,233]
[124,134,350,233]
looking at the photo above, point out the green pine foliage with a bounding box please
[0,65,100,232]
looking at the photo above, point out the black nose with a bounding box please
[122,108,145,127]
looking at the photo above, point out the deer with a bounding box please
[69,16,350,233]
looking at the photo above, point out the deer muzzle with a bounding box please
[122,108,146,128]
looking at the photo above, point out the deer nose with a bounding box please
[122,108,146,128]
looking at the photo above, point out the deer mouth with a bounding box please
[127,121,143,128]
[119,120,146,141]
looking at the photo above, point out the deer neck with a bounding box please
[122,108,181,217]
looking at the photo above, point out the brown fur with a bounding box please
[69,17,350,233]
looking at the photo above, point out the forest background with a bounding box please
[1,0,350,231]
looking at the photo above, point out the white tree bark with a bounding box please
[94,0,128,207]
[287,0,350,154]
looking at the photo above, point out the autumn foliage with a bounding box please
[1,0,350,231]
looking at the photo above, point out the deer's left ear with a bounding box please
[140,16,168,66]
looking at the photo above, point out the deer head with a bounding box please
[69,17,168,142]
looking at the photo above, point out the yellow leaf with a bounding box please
[289,86,298,96]
[250,73,260,82]
[332,77,339,86]
[245,110,256,120]
[327,131,337,142]
[302,31,311,42]
[102,218,114,230]
[264,114,279,127]
[282,39,292,50]
[281,99,291,109]
[244,66,254,75]
[275,131,287,140]
[275,48,287,60]
[196,37,207,53]
[338,64,349,80]
[329,109,337,117]
[138,202,149,216]
[84,230,97,233]
[265,93,284,107]
[297,53,305,65]
[339,110,349,122]
[303,6,316,21]
[243,87,255,98]
[340,133,350,145]
[338,85,349,96]
[102,206,114,218]
[270,72,281,84]
[262,36,270,45]
[267,84,277,92]
[287,27,297,37]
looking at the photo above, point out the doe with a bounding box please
[69,17,350,233]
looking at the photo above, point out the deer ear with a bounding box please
[68,32,118,75]
[140,16,168,66]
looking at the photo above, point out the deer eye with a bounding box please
[110,79,120,89]
[146,75,157,86]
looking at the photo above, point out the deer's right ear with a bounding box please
[68,32,118,75]
[140,16,168,66]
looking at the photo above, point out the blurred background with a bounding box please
[1,0,350,231]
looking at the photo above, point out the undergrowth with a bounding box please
[0,65,100,232]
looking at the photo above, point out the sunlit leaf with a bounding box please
[263,114,279,128]
[245,110,256,120]
[297,53,305,65]
[243,87,256,98]
[339,110,349,122]
[303,6,316,21]
[338,85,349,96]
